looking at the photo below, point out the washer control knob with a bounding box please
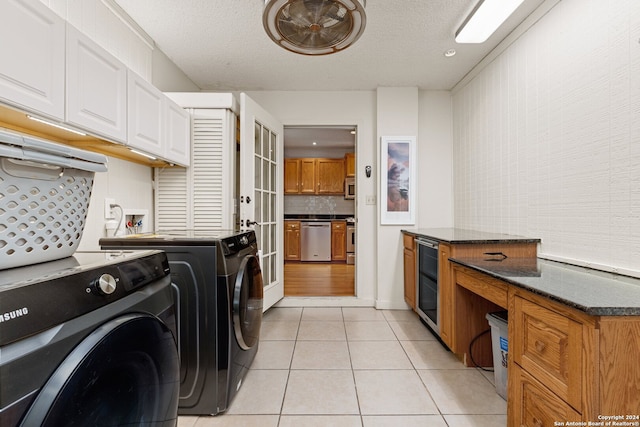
[92,274,117,295]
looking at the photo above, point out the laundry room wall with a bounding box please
[452,0,640,277]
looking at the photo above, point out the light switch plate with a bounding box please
[366,195,376,205]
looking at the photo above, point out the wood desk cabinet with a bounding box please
[402,233,416,309]
[450,264,640,426]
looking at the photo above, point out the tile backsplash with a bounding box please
[285,195,355,216]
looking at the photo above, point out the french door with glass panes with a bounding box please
[239,93,284,310]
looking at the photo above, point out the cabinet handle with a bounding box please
[535,340,546,352]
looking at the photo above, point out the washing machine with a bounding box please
[100,230,263,415]
[0,250,180,427]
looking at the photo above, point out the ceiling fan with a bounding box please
[263,0,366,55]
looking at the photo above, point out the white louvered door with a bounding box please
[239,93,284,310]
[155,108,236,230]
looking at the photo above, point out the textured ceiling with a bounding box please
[113,0,545,91]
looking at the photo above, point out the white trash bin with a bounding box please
[486,311,508,400]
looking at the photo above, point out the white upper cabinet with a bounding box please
[164,98,190,167]
[66,24,127,143]
[0,0,65,120]
[128,70,164,157]
[128,71,190,166]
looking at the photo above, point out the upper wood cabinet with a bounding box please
[300,158,316,194]
[284,159,301,193]
[345,152,355,177]
[66,24,127,144]
[317,159,345,194]
[284,157,345,195]
[0,0,65,120]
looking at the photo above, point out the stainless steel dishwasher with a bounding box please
[300,222,331,261]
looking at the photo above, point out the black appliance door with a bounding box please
[20,314,179,427]
[417,241,439,330]
[232,254,263,350]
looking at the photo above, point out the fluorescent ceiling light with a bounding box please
[26,115,87,136]
[455,0,525,43]
[129,149,157,160]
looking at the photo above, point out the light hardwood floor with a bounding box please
[284,262,355,296]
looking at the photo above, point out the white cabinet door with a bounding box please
[127,70,163,158]
[0,0,65,120]
[66,24,127,143]
[164,98,190,167]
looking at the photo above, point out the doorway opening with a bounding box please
[282,125,356,297]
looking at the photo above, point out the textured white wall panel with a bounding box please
[453,0,640,276]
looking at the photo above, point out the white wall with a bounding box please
[78,157,154,251]
[418,91,454,228]
[376,88,420,309]
[452,0,640,276]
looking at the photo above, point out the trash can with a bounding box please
[486,311,508,400]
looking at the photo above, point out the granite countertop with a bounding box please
[285,214,354,221]
[401,228,541,244]
[450,257,640,316]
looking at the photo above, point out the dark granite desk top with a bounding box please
[401,228,541,244]
[450,257,640,316]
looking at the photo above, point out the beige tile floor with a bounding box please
[178,307,507,427]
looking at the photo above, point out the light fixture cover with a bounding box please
[455,0,525,43]
[263,0,366,55]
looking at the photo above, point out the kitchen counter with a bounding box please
[285,214,353,221]
[450,256,640,316]
[401,227,540,244]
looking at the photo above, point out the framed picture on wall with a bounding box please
[380,135,416,225]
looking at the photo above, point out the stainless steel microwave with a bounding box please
[345,177,355,199]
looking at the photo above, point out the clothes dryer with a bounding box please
[100,230,263,415]
[0,250,179,427]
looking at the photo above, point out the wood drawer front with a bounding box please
[402,233,415,250]
[513,296,583,410]
[511,364,582,427]
[454,268,508,309]
[332,221,346,230]
[285,221,300,230]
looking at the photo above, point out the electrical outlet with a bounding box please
[104,198,115,219]
[366,195,376,205]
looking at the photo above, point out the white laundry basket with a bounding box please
[0,129,107,269]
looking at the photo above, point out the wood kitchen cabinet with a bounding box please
[284,159,301,193]
[300,158,316,194]
[317,159,345,194]
[447,262,640,425]
[284,157,345,195]
[402,233,416,309]
[508,287,640,425]
[284,220,301,261]
[331,221,347,261]
[345,152,356,177]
